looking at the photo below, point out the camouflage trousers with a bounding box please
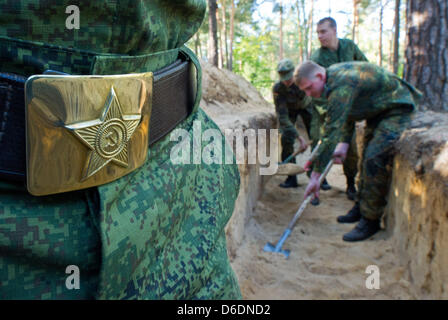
[309,106,358,182]
[0,108,242,300]
[281,108,312,162]
[358,110,413,220]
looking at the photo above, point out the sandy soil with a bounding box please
[230,149,416,300]
[199,61,426,299]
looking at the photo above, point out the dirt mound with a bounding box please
[396,111,448,178]
[200,60,275,130]
[201,61,272,111]
[199,61,277,260]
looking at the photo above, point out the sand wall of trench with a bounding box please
[198,61,277,259]
[385,111,448,299]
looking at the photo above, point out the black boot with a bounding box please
[311,197,320,206]
[346,177,357,201]
[320,178,332,191]
[337,202,361,223]
[279,175,298,188]
[342,217,381,242]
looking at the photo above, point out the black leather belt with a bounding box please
[0,58,195,183]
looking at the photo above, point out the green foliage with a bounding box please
[189,0,407,101]
[233,32,277,98]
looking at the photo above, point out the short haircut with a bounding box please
[317,17,337,30]
[293,61,323,84]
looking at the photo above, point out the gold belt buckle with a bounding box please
[25,72,153,196]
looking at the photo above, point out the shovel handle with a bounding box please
[308,140,322,162]
[280,148,303,165]
[286,159,334,231]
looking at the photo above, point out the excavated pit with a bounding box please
[200,62,448,299]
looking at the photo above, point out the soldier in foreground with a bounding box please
[294,61,421,242]
[273,59,316,189]
[309,17,368,204]
[0,1,241,299]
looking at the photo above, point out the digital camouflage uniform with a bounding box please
[272,73,312,162]
[314,62,421,220]
[0,0,241,299]
[310,38,368,183]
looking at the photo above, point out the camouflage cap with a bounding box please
[277,59,295,81]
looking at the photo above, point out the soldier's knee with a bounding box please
[363,152,392,179]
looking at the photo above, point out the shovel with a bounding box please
[263,157,334,258]
[274,145,307,176]
[275,140,322,176]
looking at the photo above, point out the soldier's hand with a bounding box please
[332,142,349,165]
[304,172,321,200]
[304,160,313,172]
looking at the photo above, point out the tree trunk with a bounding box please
[404,0,448,111]
[228,0,235,71]
[195,31,199,57]
[222,0,229,69]
[194,32,199,56]
[352,0,360,42]
[393,0,401,74]
[307,0,314,59]
[217,4,223,68]
[279,0,284,60]
[198,32,203,59]
[207,0,219,67]
[301,0,308,60]
[296,0,303,62]
[389,33,394,69]
[379,0,384,66]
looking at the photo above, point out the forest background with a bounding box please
[186,0,448,113]
[187,0,406,101]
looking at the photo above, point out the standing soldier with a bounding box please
[295,61,421,242]
[0,1,241,299]
[273,58,317,189]
[309,17,368,204]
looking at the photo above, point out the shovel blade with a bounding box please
[263,242,276,252]
[276,163,306,176]
[263,242,290,258]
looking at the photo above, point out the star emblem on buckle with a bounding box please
[66,87,141,181]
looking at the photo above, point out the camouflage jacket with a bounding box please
[273,81,311,138]
[0,1,206,76]
[313,62,422,173]
[311,38,368,69]
[0,0,243,300]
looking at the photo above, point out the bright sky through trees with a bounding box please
[253,0,397,40]
[192,0,405,100]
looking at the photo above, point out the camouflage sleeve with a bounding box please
[314,86,358,173]
[353,43,368,62]
[302,95,313,110]
[273,87,299,139]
